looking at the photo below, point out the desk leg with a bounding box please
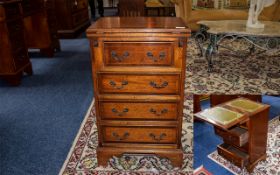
[206,34,218,72]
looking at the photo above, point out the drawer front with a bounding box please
[217,144,248,168]
[98,74,180,94]
[103,126,177,144]
[215,127,248,147]
[72,9,89,27]
[103,42,174,66]
[99,102,178,120]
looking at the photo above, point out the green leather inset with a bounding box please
[227,99,263,112]
[200,107,243,125]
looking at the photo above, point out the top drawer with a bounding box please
[103,42,174,66]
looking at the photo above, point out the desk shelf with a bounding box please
[195,97,270,172]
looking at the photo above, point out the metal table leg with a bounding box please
[206,34,218,72]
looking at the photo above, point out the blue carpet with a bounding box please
[1,37,280,175]
[194,96,280,175]
[0,39,93,175]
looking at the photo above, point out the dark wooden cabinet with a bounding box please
[22,0,58,57]
[44,0,61,52]
[54,0,90,38]
[0,0,32,85]
[87,17,190,167]
[195,98,270,172]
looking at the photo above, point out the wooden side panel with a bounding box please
[248,107,269,164]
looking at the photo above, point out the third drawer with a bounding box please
[99,101,179,120]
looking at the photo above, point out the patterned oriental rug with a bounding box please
[60,38,279,175]
[59,94,194,175]
[186,38,280,95]
[193,165,213,175]
[208,117,280,175]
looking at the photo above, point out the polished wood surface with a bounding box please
[194,97,270,172]
[99,101,179,120]
[54,0,90,38]
[103,42,174,66]
[0,0,32,85]
[87,17,190,167]
[103,126,178,143]
[87,17,189,33]
[98,74,180,94]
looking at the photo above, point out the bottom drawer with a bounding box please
[217,143,249,168]
[215,126,248,147]
[102,126,177,144]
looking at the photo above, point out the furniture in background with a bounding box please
[145,0,175,16]
[118,0,145,16]
[173,0,280,31]
[44,0,61,52]
[118,0,175,17]
[54,0,91,38]
[0,0,32,85]
[88,0,104,18]
[87,17,190,167]
[195,98,270,172]
[196,20,280,72]
[22,0,57,57]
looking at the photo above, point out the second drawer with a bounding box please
[215,126,249,147]
[98,74,180,94]
[99,102,178,120]
[102,126,177,144]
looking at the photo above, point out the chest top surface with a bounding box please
[87,17,190,34]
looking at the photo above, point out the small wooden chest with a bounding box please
[87,17,190,167]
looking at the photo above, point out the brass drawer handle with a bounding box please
[149,81,168,89]
[112,132,129,141]
[109,80,128,90]
[146,51,166,62]
[149,133,167,142]
[111,108,129,116]
[149,108,168,116]
[111,51,129,62]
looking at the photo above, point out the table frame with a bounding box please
[195,24,280,72]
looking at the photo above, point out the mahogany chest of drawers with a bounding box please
[87,17,190,167]
[0,0,32,85]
